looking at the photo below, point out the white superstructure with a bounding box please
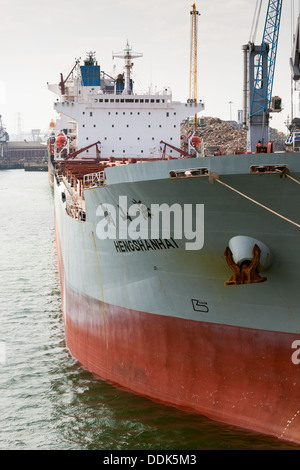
[48,45,204,159]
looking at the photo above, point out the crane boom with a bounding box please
[160,141,190,158]
[59,59,80,95]
[65,141,101,160]
[250,0,282,146]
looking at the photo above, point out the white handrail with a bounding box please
[83,171,105,188]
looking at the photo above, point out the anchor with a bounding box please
[224,244,267,285]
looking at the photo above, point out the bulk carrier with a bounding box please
[47,5,300,445]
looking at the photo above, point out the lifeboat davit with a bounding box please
[56,133,67,148]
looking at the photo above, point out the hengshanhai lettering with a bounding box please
[114,237,179,253]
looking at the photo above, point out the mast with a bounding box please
[188,3,200,104]
[113,41,143,94]
[187,3,200,136]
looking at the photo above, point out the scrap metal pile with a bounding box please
[181,117,286,155]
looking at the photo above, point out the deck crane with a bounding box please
[59,59,80,95]
[243,0,283,153]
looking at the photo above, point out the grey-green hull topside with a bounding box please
[55,151,300,335]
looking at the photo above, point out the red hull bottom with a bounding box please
[56,239,300,445]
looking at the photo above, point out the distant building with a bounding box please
[3,141,47,163]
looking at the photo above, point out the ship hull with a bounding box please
[54,153,300,444]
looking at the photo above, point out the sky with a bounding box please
[0,0,299,138]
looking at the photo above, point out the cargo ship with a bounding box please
[47,33,300,444]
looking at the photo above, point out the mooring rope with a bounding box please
[276,167,300,185]
[286,174,300,185]
[209,172,300,229]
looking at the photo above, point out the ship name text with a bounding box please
[114,237,179,253]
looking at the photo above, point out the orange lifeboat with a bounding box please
[56,133,67,148]
[191,135,201,147]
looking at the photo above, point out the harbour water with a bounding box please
[0,169,299,451]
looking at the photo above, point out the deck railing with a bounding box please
[83,171,105,188]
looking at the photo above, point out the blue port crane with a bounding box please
[249,0,282,150]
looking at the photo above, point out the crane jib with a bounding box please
[250,0,283,119]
